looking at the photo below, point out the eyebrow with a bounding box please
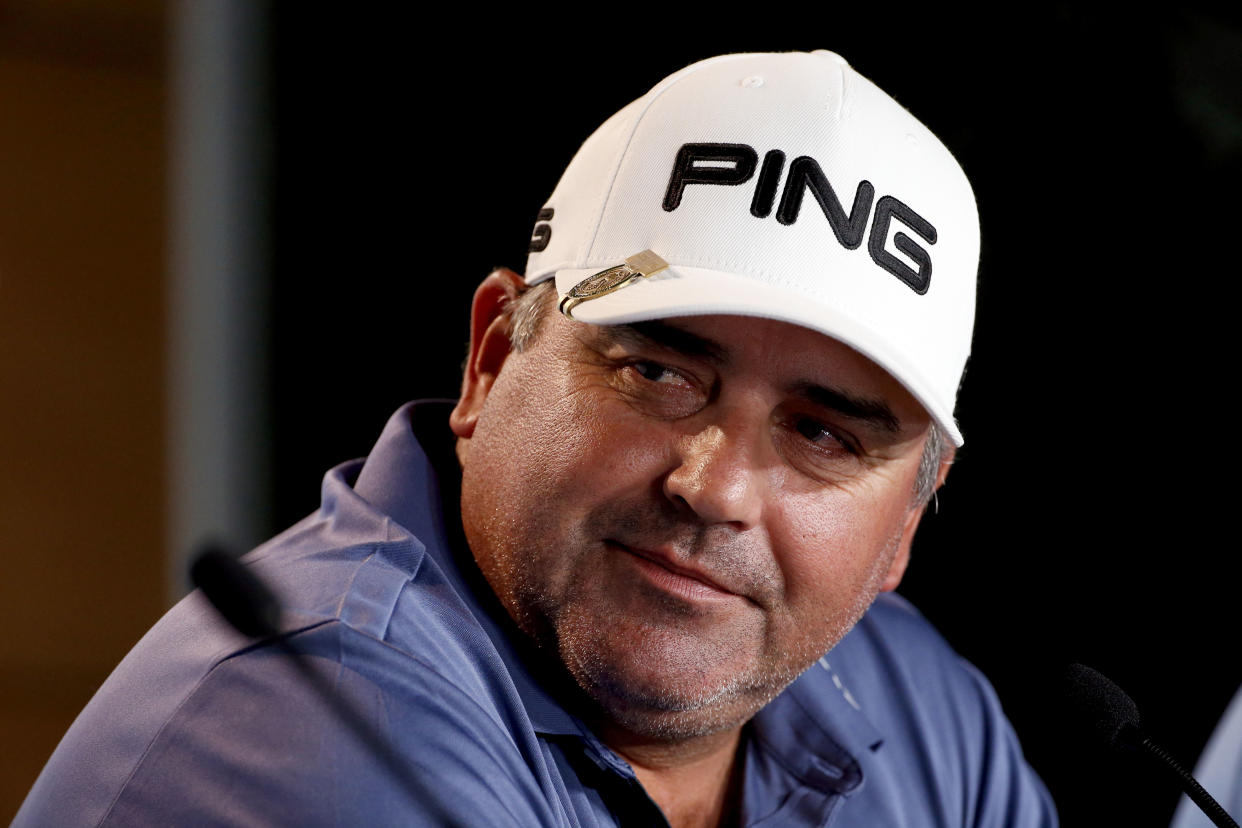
[791,381,902,434]
[596,320,728,363]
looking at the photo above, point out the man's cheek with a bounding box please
[547,416,670,492]
[595,431,673,485]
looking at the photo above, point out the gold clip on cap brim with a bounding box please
[559,250,670,319]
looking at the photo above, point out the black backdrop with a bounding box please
[267,7,1242,826]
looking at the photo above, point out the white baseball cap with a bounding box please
[525,50,978,445]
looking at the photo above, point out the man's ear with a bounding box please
[879,446,955,592]
[449,268,526,439]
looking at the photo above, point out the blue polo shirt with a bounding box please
[16,402,1057,827]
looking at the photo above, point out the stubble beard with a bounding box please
[531,528,894,739]
[481,521,779,740]
[543,523,904,742]
[553,596,792,741]
[469,480,905,743]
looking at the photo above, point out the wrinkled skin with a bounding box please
[451,269,948,749]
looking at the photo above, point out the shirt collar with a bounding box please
[746,658,885,799]
[351,400,592,739]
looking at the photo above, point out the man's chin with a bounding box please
[557,639,783,742]
[580,676,754,742]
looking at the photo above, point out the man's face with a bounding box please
[452,273,940,741]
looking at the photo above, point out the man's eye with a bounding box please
[631,361,675,383]
[613,360,706,419]
[794,417,852,452]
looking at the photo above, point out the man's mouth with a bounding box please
[607,540,742,602]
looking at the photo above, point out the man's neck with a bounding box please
[601,724,745,828]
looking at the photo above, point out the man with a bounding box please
[17,51,1056,826]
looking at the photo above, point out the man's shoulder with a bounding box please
[837,591,974,684]
[765,592,994,774]
[776,592,1057,827]
[821,592,1001,739]
[15,510,533,827]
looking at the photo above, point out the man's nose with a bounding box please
[663,423,763,529]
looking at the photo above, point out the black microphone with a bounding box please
[190,546,281,638]
[190,544,446,817]
[1064,663,1238,828]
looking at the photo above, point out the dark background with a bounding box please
[267,7,1242,826]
